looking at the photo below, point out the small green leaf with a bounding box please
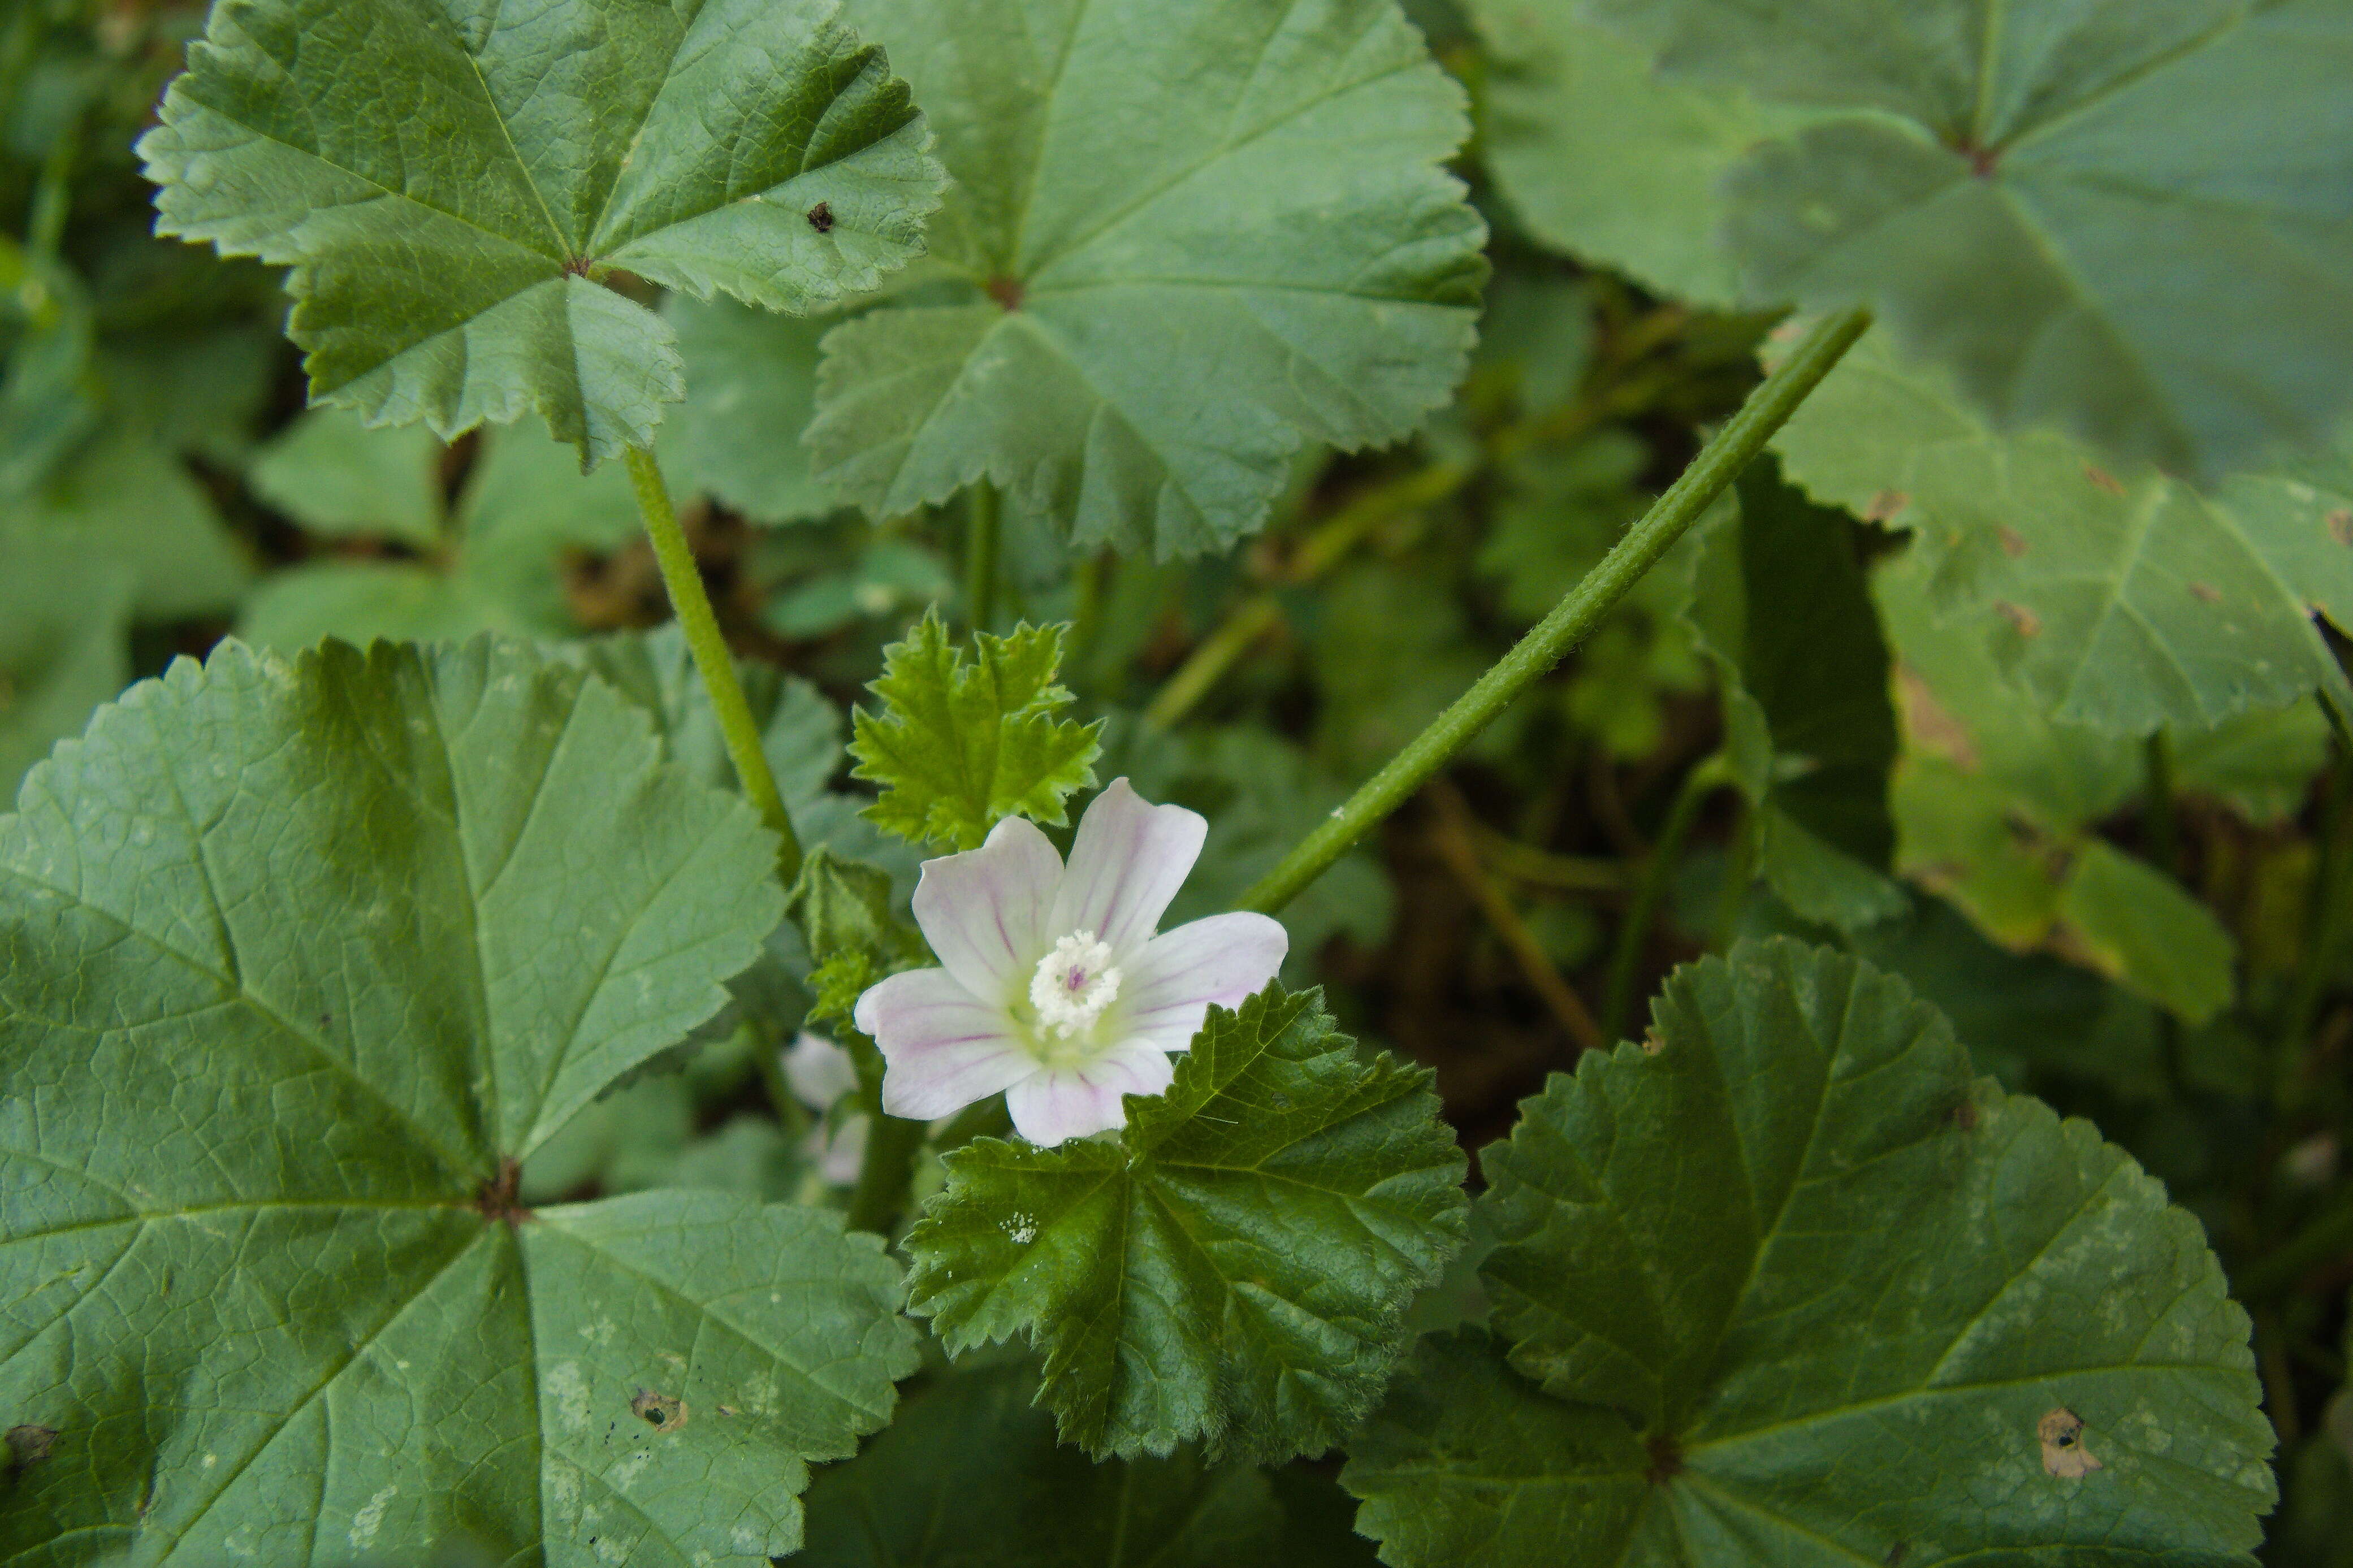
[807,0,1486,557]
[849,609,1102,850]
[1344,939,2275,1566]
[0,547,130,800]
[662,294,835,525]
[573,622,844,807]
[1588,0,2353,478]
[1777,327,2353,735]
[2056,840,2238,1028]
[249,404,445,547]
[905,984,1468,1461]
[0,636,920,1562]
[140,0,944,464]
[1683,461,1903,928]
[2,422,251,620]
[800,1358,1287,1567]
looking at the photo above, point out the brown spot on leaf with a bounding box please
[562,255,594,278]
[630,1390,688,1434]
[985,275,1025,311]
[2328,508,2353,547]
[1897,668,1979,769]
[1997,526,2028,558]
[1949,1098,1980,1131]
[2189,582,2222,604]
[1996,601,2041,639]
[1644,1432,1683,1483]
[2082,464,2126,497]
[5,1425,57,1476]
[1863,489,1910,522]
[1641,1028,1666,1056]
[2038,1408,2103,1478]
[805,201,834,233]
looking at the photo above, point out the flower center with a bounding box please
[1028,930,1122,1040]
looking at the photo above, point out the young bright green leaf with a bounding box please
[662,294,836,525]
[1343,939,2276,1566]
[1684,463,1903,928]
[140,0,944,465]
[1588,0,2353,479]
[800,1358,1287,1567]
[849,609,1102,849]
[904,984,1468,1461]
[807,0,1487,557]
[1779,327,2353,735]
[1462,0,1810,306]
[0,636,920,1563]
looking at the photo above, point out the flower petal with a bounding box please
[1119,912,1290,1052]
[911,813,1065,1003]
[855,967,1039,1120]
[782,1030,859,1112]
[1048,778,1207,961]
[1005,1041,1178,1146]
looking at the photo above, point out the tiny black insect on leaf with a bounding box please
[806,201,834,233]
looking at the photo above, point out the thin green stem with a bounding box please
[1236,306,1873,916]
[1600,756,1727,1044]
[965,480,1001,635]
[845,1111,928,1236]
[624,444,802,882]
[1143,595,1281,729]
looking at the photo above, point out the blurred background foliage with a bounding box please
[3,0,2349,1554]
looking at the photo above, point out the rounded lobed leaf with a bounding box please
[1343,938,2276,1566]
[903,983,1468,1462]
[1580,0,2353,480]
[807,0,1489,558]
[0,636,919,1564]
[139,0,946,465]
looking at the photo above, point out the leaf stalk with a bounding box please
[1235,306,1873,916]
[624,443,803,882]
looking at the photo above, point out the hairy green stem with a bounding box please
[845,1111,928,1236]
[624,444,802,882]
[1600,756,1727,1044]
[965,480,1001,635]
[1236,306,1872,916]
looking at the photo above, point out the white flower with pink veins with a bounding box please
[853,778,1289,1146]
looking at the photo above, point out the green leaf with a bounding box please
[0,548,129,800]
[1342,939,2276,1566]
[1587,0,2353,479]
[1683,461,1903,928]
[904,984,1468,1461]
[848,609,1102,850]
[0,636,921,1562]
[2,422,252,620]
[1310,559,1488,777]
[800,1358,1287,1566]
[240,423,645,649]
[0,241,102,497]
[573,622,844,807]
[1777,326,2353,734]
[1461,0,1810,306]
[2056,839,2238,1028]
[140,0,944,464]
[250,404,445,547]
[806,0,1487,557]
[662,294,834,525]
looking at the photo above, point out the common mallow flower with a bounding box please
[852,778,1288,1146]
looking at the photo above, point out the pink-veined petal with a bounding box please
[1048,778,1206,961]
[855,967,1039,1120]
[1119,911,1289,1051]
[1005,1040,1178,1146]
[911,814,1064,1003]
